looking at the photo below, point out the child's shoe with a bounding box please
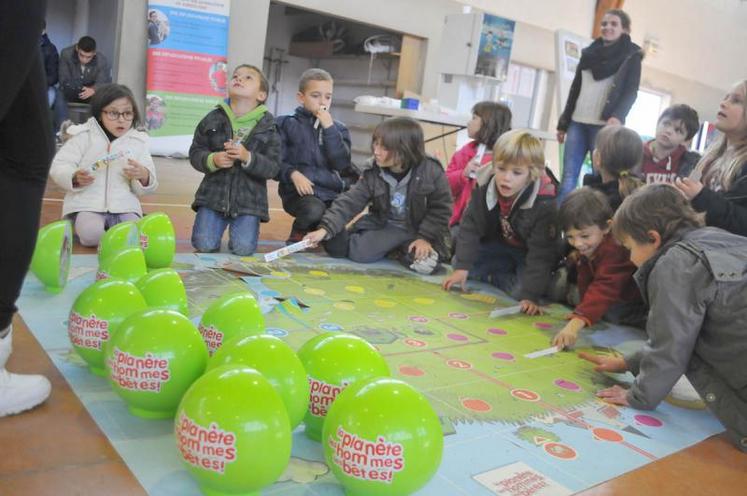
[666,375,705,410]
[0,327,52,417]
[409,251,440,275]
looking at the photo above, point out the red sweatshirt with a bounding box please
[446,140,492,226]
[572,233,641,326]
[638,140,699,184]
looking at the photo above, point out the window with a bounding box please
[624,88,671,140]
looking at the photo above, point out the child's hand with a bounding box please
[224,142,251,164]
[556,130,566,144]
[462,160,482,179]
[315,106,334,129]
[578,352,627,373]
[123,158,150,185]
[552,317,586,350]
[213,151,234,169]
[596,385,630,406]
[408,239,434,261]
[73,169,94,187]
[442,269,468,291]
[290,171,315,196]
[674,177,704,200]
[304,228,327,247]
[519,299,543,315]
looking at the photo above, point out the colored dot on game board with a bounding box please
[634,414,663,427]
[413,297,434,305]
[554,379,581,392]
[543,442,577,460]
[240,256,258,263]
[320,323,342,331]
[447,333,468,341]
[491,352,515,361]
[399,365,425,377]
[461,398,492,412]
[309,270,328,277]
[409,316,429,323]
[374,299,396,308]
[447,359,472,369]
[510,388,541,402]
[488,328,507,335]
[448,312,469,320]
[265,328,288,337]
[534,322,554,330]
[270,270,291,278]
[345,285,365,294]
[592,428,624,442]
[333,302,355,311]
[404,338,427,348]
[460,293,497,304]
[304,287,325,296]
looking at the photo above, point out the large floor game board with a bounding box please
[18,251,724,496]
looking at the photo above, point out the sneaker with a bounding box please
[0,327,52,417]
[666,375,705,410]
[409,251,440,275]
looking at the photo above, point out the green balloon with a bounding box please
[138,212,175,268]
[297,333,390,441]
[136,268,189,316]
[323,377,444,496]
[209,334,309,429]
[30,220,72,294]
[175,364,291,495]
[96,247,148,283]
[68,279,148,376]
[198,292,264,356]
[98,221,139,265]
[105,309,208,419]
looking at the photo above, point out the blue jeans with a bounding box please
[558,121,602,202]
[191,207,259,256]
[469,239,526,298]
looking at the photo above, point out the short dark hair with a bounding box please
[233,64,269,103]
[595,125,644,199]
[559,187,613,231]
[77,36,96,52]
[90,84,142,128]
[299,68,334,93]
[658,104,700,140]
[612,183,704,246]
[471,101,512,148]
[372,117,425,170]
[605,9,632,32]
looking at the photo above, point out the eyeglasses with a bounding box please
[103,110,135,121]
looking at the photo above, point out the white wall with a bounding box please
[456,0,596,36]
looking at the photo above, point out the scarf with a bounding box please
[578,34,637,81]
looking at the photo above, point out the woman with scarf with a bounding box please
[556,9,643,201]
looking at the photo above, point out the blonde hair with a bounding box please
[492,129,545,180]
[691,79,747,191]
[595,124,644,199]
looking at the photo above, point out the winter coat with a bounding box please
[40,33,58,87]
[49,118,158,216]
[624,227,747,451]
[319,157,452,260]
[636,140,700,184]
[446,140,492,226]
[453,174,560,302]
[690,162,747,236]
[572,233,641,326]
[58,45,111,98]
[189,108,280,221]
[276,106,353,203]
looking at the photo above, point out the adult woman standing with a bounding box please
[556,9,643,201]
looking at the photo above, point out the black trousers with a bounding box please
[281,193,330,232]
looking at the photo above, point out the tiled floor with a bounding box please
[1,157,745,495]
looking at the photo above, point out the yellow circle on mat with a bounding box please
[271,271,291,278]
[334,302,355,311]
[345,285,365,294]
[413,297,434,305]
[304,287,325,296]
[309,270,328,277]
[374,299,397,308]
[461,293,497,304]
[240,256,258,263]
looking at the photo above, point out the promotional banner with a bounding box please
[146,0,230,156]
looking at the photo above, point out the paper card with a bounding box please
[473,462,572,496]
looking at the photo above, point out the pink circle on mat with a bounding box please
[399,365,425,377]
[491,352,515,361]
[447,333,468,341]
[634,414,663,427]
[409,316,429,323]
[534,322,554,330]
[554,379,581,391]
[462,398,492,412]
[488,328,508,335]
[448,312,469,320]
[446,359,472,369]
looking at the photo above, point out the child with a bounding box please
[277,68,353,243]
[189,64,280,256]
[304,117,451,275]
[635,104,700,184]
[446,101,512,231]
[442,129,559,315]
[675,80,747,236]
[583,124,643,210]
[551,188,643,349]
[49,84,158,247]
[580,184,747,452]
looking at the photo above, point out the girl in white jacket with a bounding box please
[50,84,158,246]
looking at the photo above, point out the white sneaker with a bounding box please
[409,251,439,275]
[0,327,52,417]
[667,375,705,410]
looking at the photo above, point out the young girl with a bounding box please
[442,129,559,315]
[585,124,644,210]
[446,101,511,231]
[580,184,747,452]
[552,188,643,349]
[304,117,452,275]
[49,84,158,247]
[189,64,280,256]
[556,9,643,201]
[675,80,747,236]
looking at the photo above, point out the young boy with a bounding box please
[552,188,643,349]
[635,104,700,184]
[276,68,353,243]
[442,129,559,315]
[580,184,747,452]
[189,64,280,256]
